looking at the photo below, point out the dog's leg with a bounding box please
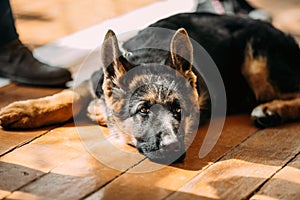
[251,96,300,127]
[0,81,93,129]
[242,43,278,102]
[86,96,107,126]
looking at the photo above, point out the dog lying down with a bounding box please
[1,13,300,164]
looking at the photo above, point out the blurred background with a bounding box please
[10,0,157,48]
[10,0,300,49]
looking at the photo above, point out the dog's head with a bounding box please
[100,29,202,164]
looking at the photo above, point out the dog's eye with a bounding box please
[139,106,150,115]
[175,108,181,113]
[172,102,181,120]
[172,100,181,115]
[173,107,181,116]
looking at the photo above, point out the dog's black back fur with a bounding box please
[121,13,300,113]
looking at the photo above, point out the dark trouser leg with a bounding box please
[0,0,19,47]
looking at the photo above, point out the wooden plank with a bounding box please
[0,122,106,199]
[166,123,300,200]
[6,155,120,200]
[84,115,258,200]
[6,124,145,200]
[0,127,55,156]
[1,122,149,199]
[0,161,44,199]
[250,154,300,200]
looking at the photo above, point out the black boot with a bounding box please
[0,39,72,87]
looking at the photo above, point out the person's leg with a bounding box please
[0,0,18,47]
[0,0,72,87]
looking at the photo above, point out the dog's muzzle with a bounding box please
[136,137,186,164]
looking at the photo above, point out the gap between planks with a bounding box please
[1,115,257,199]
[248,151,300,200]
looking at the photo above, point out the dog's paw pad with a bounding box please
[251,106,282,128]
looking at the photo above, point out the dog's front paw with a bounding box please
[87,99,107,126]
[0,101,36,129]
[251,105,282,128]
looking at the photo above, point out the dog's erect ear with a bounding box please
[101,30,131,84]
[170,28,197,88]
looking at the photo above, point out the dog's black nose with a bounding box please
[158,131,181,152]
[161,141,181,152]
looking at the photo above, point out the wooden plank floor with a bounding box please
[1,1,300,199]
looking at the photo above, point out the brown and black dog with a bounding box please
[1,13,300,163]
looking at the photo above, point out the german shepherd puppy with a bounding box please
[1,13,300,163]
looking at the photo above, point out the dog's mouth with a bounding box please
[136,141,186,164]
